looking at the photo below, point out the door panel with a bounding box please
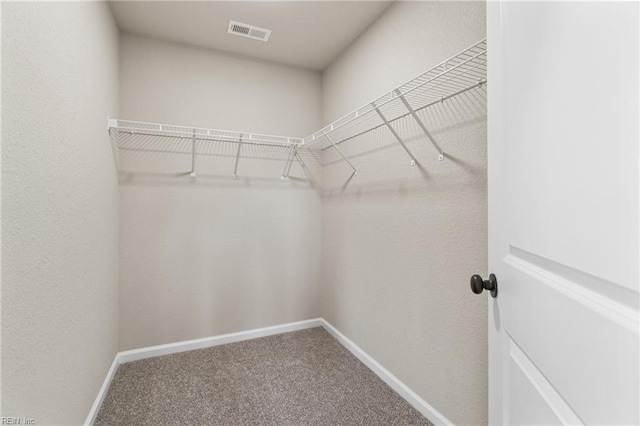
[488,1,639,424]
[504,1,639,292]
[507,337,575,425]
[504,253,638,424]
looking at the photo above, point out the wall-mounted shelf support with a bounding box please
[282,144,297,179]
[233,135,243,179]
[295,153,316,187]
[373,103,417,166]
[286,145,298,178]
[190,130,197,177]
[395,90,445,161]
[324,132,357,176]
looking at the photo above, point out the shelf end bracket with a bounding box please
[107,117,118,134]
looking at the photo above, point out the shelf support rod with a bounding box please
[233,134,243,179]
[323,132,357,175]
[190,129,197,177]
[285,145,297,178]
[282,144,296,179]
[373,103,418,166]
[395,90,445,161]
[295,153,316,187]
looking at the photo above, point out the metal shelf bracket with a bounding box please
[286,145,297,178]
[324,132,357,176]
[373,103,418,166]
[233,134,243,179]
[395,90,445,161]
[295,153,316,187]
[190,129,197,177]
[282,144,297,179]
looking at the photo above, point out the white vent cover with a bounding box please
[227,20,271,42]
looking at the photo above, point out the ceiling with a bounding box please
[109,1,393,71]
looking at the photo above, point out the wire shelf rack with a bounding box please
[108,119,305,179]
[108,39,486,182]
[302,39,487,165]
[109,119,302,147]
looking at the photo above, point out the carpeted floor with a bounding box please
[95,327,433,425]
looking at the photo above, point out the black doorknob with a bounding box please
[470,273,498,298]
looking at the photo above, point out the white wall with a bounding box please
[1,2,120,424]
[118,34,323,350]
[320,2,487,424]
[119,34,321,136]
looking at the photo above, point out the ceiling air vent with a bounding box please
[227,20,272,42]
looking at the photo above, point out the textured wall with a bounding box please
[1,2,119,424]
[320,2,487,424]
[118,34,323,350]
[119,34,322,136]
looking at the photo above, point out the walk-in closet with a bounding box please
[3,1,639,425]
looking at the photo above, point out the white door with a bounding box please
[487,2,639,425]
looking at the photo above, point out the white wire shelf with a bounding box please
[108,119,306,180]
[108,38,486,181]
[302,39,487,166]
[108,119,303,147]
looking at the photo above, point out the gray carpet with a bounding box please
[95,327,433,425]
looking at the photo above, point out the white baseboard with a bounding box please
[86,317,451,426]
[118,318,322,364]
[84,354,120,426]
[319,319,452,426]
